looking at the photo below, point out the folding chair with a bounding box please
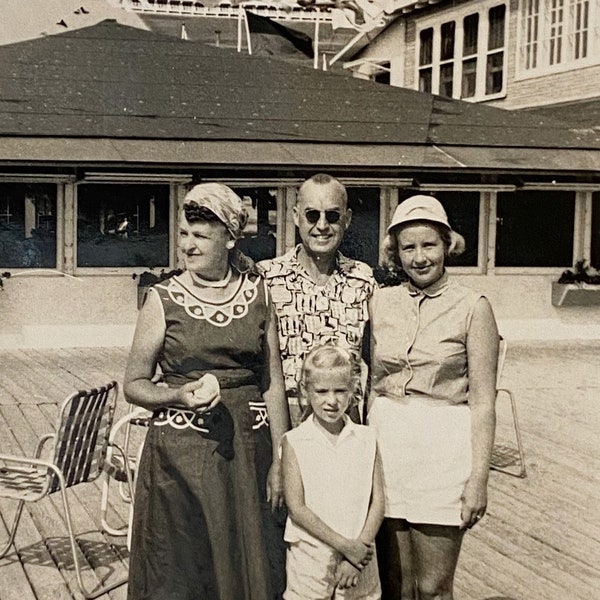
[491,338,527,478]
[101,404,151,545]
[0,381,133,599]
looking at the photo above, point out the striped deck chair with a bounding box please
[0,381,133,599]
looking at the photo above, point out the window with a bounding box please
[339,188,381,268]
[496,190,575,267]
[77,184,170,268]
[439,21,456,97]
[518,0,598,75]
[416,1,506,101]
[233,187,278,262]
[374,63,391,85]
[591,192,600,266]
[486,5,506,94]
[419,27,433,93]
[0,183,57,268]
[462,14,479,98]
[436,191,480,267]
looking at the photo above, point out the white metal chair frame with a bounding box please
[0,381,134,599]
[100,404,151,548]
[491,338,527,478]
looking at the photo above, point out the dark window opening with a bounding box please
[77,183,170,268]
[0,183,57,268]
[496,190,575,267]
[233,187,278,262]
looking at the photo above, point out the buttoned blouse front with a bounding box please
[369,272,483,406]
[283,416,377,544]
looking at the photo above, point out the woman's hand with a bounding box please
[460,478,488,530]
[335,560,360,589]
[266,460,285,511]
[179,374,221,412]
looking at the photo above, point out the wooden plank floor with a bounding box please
[0,342,599,599]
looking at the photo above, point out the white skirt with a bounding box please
[367,395,472,526]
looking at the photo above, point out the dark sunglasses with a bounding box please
[304,209,342,224]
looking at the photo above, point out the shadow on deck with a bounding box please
[0,342,598,599]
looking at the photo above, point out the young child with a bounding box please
[281,344,384,599]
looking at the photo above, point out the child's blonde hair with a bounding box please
[299,344,357,420]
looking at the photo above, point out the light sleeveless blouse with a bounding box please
[369,272,484,406]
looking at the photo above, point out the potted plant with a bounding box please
[133,268,181,309]
[552,260,600,306]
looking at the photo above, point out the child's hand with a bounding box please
[335,560,360,590]
[266,460,285,511]
[341,539,373,570]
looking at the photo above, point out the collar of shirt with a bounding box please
[296,414,358,447]
[407,270,450,298]
[263,244,373,285]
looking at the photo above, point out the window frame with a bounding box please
[0,176,68,272]
[516,0,599,79]
[490,185,600,275]
[414,0,508,102]
[73,180,178,275]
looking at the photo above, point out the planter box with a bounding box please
[552,282,600,307]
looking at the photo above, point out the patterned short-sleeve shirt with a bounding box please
[258,245,375,426]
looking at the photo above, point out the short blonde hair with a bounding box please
[382,221,465,270]
[299,344,357,419]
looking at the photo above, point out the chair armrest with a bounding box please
[33,433,56,459]
[109,407,151,444]
[0,454,64,501]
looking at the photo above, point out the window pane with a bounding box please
[486,52,504,94]
[0,183,57,268]
[374,63,391,85]
[338,188,381,268]
[77,183,170,267]
[574,0,589,59]
[591,192,600,266]
[488,4,506,50]
[419,28,433,65]
[233,187,277,262]
[463,13,479,56]
[461,58,477,98]
[440,63,454,97]
[419,68,432,93]
[496,191,575,267]
[523,0,538,69]
[440,21,455,61]
[435,192,480,267]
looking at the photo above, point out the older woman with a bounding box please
[124,183,289,600]
[367,196,499,600]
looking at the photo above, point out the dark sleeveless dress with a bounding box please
[128,270,286,600]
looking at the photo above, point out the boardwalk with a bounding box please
[0,342,598,599]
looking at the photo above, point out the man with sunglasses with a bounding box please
[258,173,375,428]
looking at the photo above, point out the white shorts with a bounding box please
[368,395,472,526]
[284,538,381,600]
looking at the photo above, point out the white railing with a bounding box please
[119,0,333,23]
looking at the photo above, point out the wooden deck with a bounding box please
[0,342,598,599]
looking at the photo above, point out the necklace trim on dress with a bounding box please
[190,268,232,288]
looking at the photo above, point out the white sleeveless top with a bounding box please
[283,415,377,544]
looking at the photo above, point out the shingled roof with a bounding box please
[0,20,598,172]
